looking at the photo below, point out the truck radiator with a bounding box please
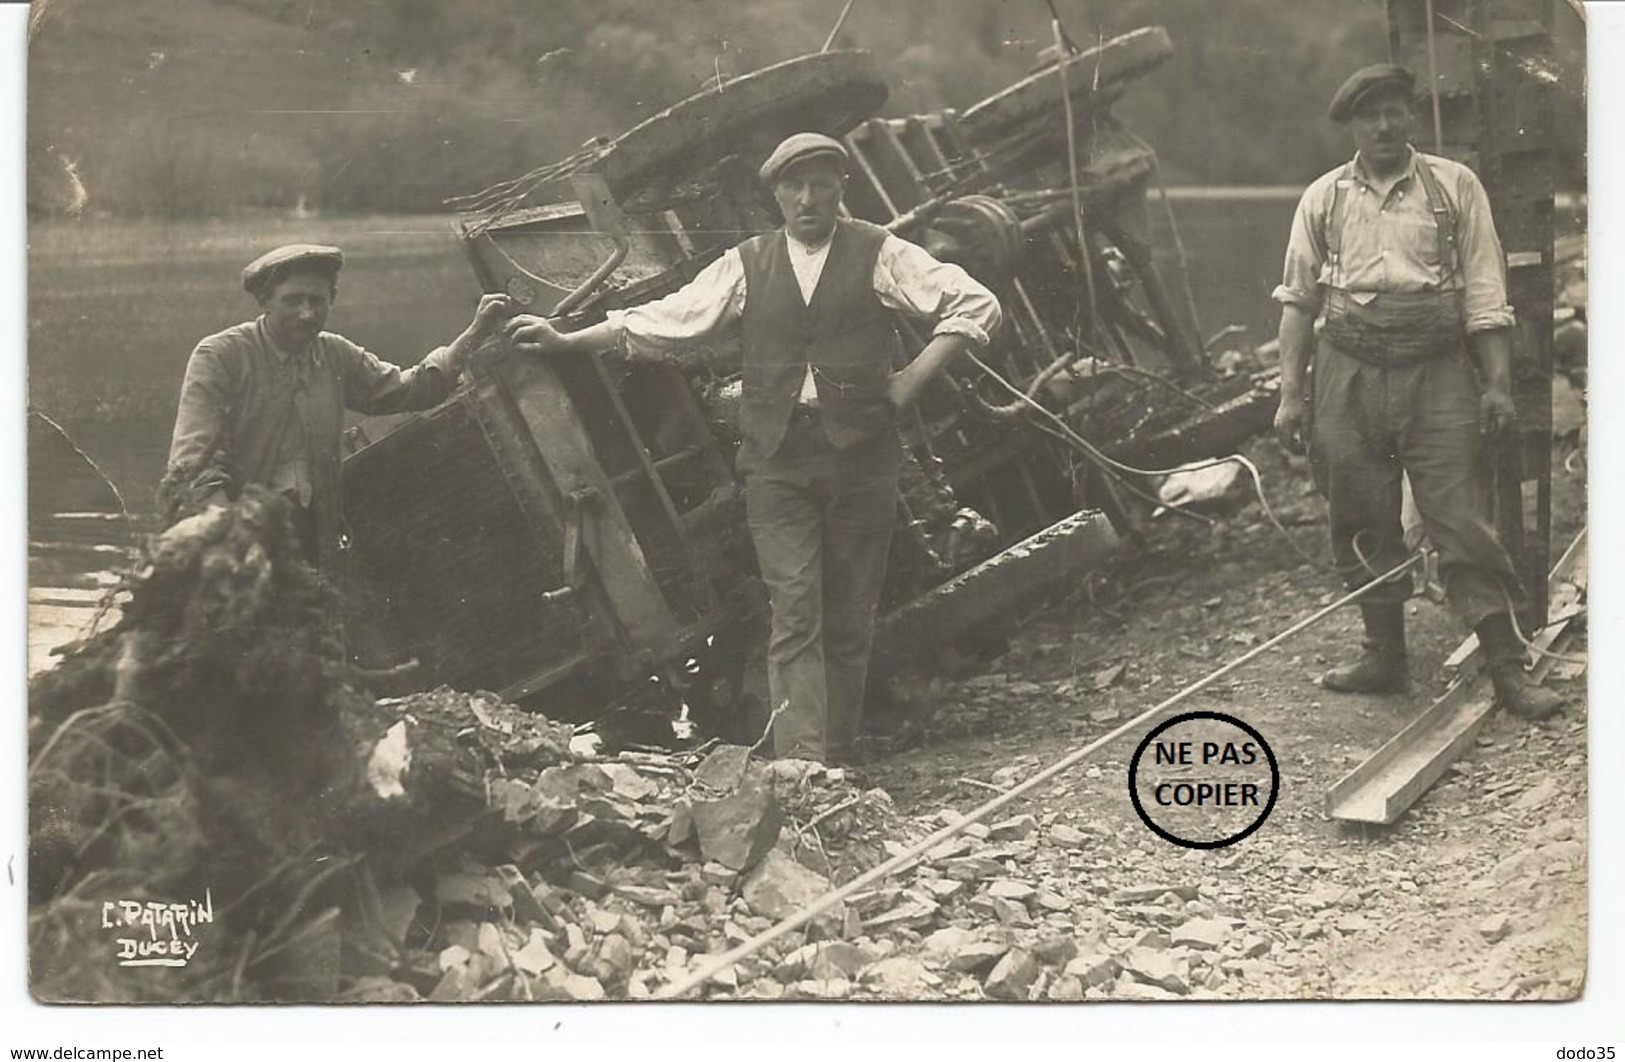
[342,396,588,694]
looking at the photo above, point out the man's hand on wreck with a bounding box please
[470,293,517,340]
[442,294,518,374]
[504,314,570,356]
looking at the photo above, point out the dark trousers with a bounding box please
[1309,338,1524,628]
[740,414,901,761]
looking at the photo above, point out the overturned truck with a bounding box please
[338,29,1280,736]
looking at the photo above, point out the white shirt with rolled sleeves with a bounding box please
[1272,148,1515,334]
[604,229,1002,395]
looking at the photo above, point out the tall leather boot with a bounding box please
[1476,612,1565,721]
[1321,603,1408,693]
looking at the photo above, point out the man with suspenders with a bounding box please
[1272,64,1563,720]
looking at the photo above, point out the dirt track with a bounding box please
[855,438,1588,1000]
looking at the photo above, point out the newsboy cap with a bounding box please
[758,132,850,185]
[1328,64,1416,123]
[242,244,344,296]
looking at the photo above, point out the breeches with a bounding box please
[1309,338,1523,628]
[741,420,900,761]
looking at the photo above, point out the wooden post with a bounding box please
[1388,0,1557,622]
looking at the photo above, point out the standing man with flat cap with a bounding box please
[504,132,1002,763]
[1273,65,1562,719]
[167,244,512,571]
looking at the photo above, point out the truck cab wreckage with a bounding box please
[339,27,1283,738]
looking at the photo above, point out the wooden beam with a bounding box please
[1325,672,1495,825]
[871,508,1118,676]
[498,354,684,662]
[1443,525,1586,673]
[1327,526,1585,824]
[1389,0,1558,619]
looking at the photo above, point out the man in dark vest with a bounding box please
[1272,65,1562,720]
[505,132,1002,762]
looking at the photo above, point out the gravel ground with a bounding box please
[817,438,1590,1002]
[28,440,1583,1005]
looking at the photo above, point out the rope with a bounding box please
[963,348,1341,571]
[971,346,1090,420]
[1022,415,1214,527]
[1048,12,1103,353]
[1121,129,1207,360]
[31,410,131,521]
[1094,361,1217,412]
[821,0,859,51]
[965,352,1425,584]
[1042,0,1082,56]
[654,551,1422,999]
[446,141,611,236]
[1501,581,1589,666]
[29,411,137,640]
[1424,0,1446,155]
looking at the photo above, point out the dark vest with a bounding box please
[738,219,901,456]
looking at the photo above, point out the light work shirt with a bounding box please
[1272,147,1515,334]
[605,230,1002,398]
[167,317,460,566]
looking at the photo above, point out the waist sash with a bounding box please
[1321,288,1466,366]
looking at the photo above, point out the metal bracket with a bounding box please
[543,486,598,603]
[554,173,631,317]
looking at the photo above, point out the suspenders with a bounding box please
[1326,154,1460,289]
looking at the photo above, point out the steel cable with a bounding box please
[654,551,1422,999]
[963,348,1340,572]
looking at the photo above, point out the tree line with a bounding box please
[29,0,1387,218]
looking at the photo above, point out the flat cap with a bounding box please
[758,132,849,185]
[1328,64,1416,123]
[242,243,344,296]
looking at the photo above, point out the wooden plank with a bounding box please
[899,116,953,189]
[855,117,929,211]
[28,587,108,604]
[461,379,627,668]
[935,108,992,174]
[1441,631,1478,673]
[497,353,683,661]
[1530,627,1583,685]
[1443,526,1586,673]
[1326,674,1496,824]
[1327,526,1585,824]
[1389,0,1558,618]
[872,509,1118,675]
[1530,529,1588,683]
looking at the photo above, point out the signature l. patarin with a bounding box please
[100,890,214,967]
